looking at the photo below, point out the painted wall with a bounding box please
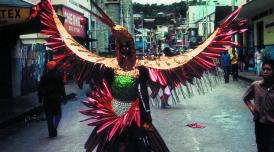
[11,39,22,97]
[20,43,47,95]
[264,14,274,45]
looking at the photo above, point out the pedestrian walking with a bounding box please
[255,48,263,76]
[230,48,238,81]
[38,61,66,138]
[221,51,231,83]
[243,59,274,152]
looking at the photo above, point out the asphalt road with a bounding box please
[0,80,256,152]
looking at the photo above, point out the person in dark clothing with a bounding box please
[243,60,274,152]
[221,52,231,83]
[38,61,66,138]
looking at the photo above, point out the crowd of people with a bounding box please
[220,48,239,83]
[220,46,267,83]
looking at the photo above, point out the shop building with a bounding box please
[239,0,274,60]
[0,0,91,98]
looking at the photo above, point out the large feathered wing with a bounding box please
[37,0,117,87]
[138,7,247,95]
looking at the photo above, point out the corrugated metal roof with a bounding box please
[0,0,33,7]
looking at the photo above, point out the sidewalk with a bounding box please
[0,83,89,128]
[238,71,261,82]
[0,72,260,128]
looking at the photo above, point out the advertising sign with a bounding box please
[62,7,86,37]
[0,7,31,27]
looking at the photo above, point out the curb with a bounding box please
[238,75,254,83]
[0,105,43,128]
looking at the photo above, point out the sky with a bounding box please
[132,0,183,5]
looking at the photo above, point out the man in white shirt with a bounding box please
[255,48,263,76]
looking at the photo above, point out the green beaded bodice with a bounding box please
[111,75,138,101]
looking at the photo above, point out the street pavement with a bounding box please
[0,80,256,152]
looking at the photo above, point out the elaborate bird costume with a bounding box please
[33,0,247,151]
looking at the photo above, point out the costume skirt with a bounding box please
[84,122,170,152]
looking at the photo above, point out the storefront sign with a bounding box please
[62,7,86,37]
[0,7,30,27]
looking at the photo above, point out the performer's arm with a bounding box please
[139,67,152,124]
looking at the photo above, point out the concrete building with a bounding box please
[93,0,134,54]
[0,0,41,98]
[184,0,244,50]
[239,0,274,60]
[186,0,237,38]
[0,0,92,98]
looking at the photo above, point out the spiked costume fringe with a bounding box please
[81,77,169,152]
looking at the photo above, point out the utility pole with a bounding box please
[120,0,124,26]
[205,0,209,39]
[89,0,96,53]
[140,12,145,55]
[232,0,236,42]
[142,19,145,55]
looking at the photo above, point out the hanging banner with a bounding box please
[0,7,31,27]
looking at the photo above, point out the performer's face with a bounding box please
[120,42,131,57]
[118,42,135,70]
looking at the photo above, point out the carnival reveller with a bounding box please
[243,60,274,152]
[230,48,238,81]
[221,51,231,83]
[38,61,66,138]
[36,0,246,151]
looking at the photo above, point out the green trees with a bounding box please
[133,2,187,18]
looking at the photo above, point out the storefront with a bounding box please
[0,1,89,98]
[0,0,42,98]
[239,0,274,62]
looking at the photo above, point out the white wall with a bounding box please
[237,0,248,6]
[52,0,91,17]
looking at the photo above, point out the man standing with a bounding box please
[243,60,274,152]
[221,51,231,83]
[230,49,238,81]
[255,48,263,76]
[38,61,66,138]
